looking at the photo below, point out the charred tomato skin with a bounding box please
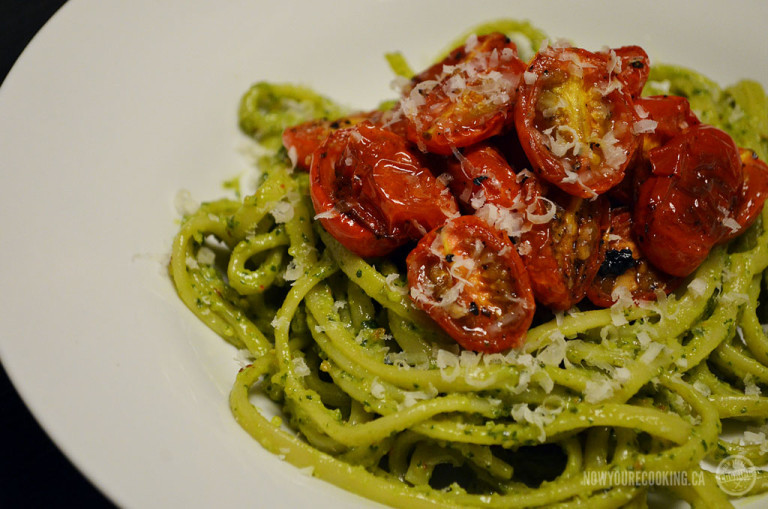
[633,124,742,277]
[310,122,458,258]
[587,208,680,307]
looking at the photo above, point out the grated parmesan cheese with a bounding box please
[270,200,295,223]
[723,216,742,233]
[474,202,528,239]
[599,130,627,169]
[436,349,461,382]
[398,385,438,410]
[542,125,584,158]
[632,119,658,135]
[470,188,487,209]
[687,277,708,297]
[292,357,311,377]
[482,353,507,365]
[537,330,569,367]
[271,315,288,330]
[635,329,652,348]
[464,368,499,389]
[523,70,537,85]
[609,286,634,326]
[584,378,615,403]
[510,398,564,442]
[185,255,199,270]
[614,367,631,384]
[736,326,747,346]
[526,196,556,224]
[314,208,339,220]
[298,466,315,477]
[196,246,216,265]
[741,429,768,454]
[370,378,386,399]
[464,33,478,53]
[604,48,621,75]
[639,342,665,365]
[234,349,253,369]
[536,370,555,393]
[283,260,304,282]
[385,273,408,295]
[648,80,671,94]
[174,189,199,216]
[693,380,712,397]
[286,145,299,169]
[459,350,481,368]
[744,374,762,397]
[389,75,411,94]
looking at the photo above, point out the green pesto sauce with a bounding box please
[238,82,346,150]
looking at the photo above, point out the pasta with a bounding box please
[170,20,768,508]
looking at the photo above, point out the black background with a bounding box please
[1,0,113,506]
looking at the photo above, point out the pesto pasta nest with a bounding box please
[170,20,768,508]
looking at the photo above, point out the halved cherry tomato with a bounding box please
[606,46,650,100]
[445,142,521,212]
[514,45,639,198]
[406,215,535,352]
[401,33,526,155]
[721,148,768,242]
[516,178,611,311]
[309,122,459,258]
[283,110,406,171]
[633,124,742,277]
[587,208,680,307]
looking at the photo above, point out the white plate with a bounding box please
[1,1,766,507]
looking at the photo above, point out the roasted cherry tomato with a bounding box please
[283,110,405,171]
[587,208,680,307]
[445,142,522,212]
[634,124,742,277]
[604,164,638,207]
[721,148,768,242]
[514,45,639,198]
[504,172,610,311]
[309,122,458,258]
[606,46,650,100]
[516,175,611,311]
[608,95,701,206]
[634,95,700,148]
[401,33,526,155]
[406,215,535,352]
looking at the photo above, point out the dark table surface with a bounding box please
[1,1,113,506]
